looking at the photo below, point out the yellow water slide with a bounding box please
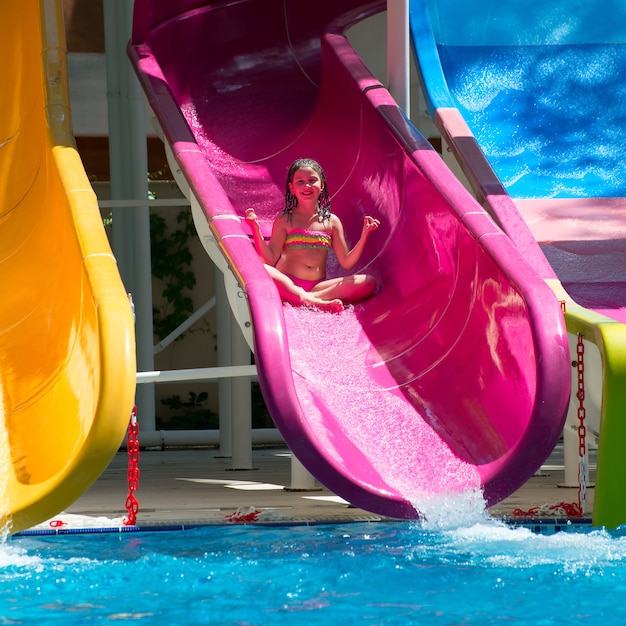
[0,0,136,533]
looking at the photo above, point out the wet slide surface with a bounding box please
[129,0,570,517]
[0,1,136,533]
[411,0,626,322]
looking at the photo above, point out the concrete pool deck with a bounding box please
[38,441,596,530]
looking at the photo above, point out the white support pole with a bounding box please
[216,270,233,457]
[290,455,320,491]
[387,0,410,114]
[230,309,253,469]
[121,428,282,449]
[103,0,155,430]
[563,426,582,487]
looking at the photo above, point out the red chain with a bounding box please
[123,406,140,525]
[225,506,262,523]
[576,334,588,514]
[512,502,582,518]
[513,331,589,520]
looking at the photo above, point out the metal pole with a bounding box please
[120,428,282,449]
[387,0,410,114]
[290,455,319,490]
[563,426,581,487]
[136,364,257,384]
[216,270,233,457]
[103,4,130,275]
[230,312,253,469]
[103,0,155,429]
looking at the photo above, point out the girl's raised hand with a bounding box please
[244,207,258,223]
[363,215,380,233]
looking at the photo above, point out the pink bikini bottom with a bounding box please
[285,273,324,292]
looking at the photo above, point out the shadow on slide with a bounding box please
[0,0,136,533]
[128,0,570,518]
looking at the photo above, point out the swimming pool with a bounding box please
[5,519,626,624]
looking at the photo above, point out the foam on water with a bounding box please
[439,521,626,579]
[3,522,626,624]
[0,542,44,570]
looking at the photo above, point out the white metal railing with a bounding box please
[136,364,257,385]
[153,297,216,354]
[98,198,191,208]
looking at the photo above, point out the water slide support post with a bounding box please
[387,0,410,114]
[103,0,155,429]
[216,270,233,457]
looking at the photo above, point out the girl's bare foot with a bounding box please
[299,290,344,313]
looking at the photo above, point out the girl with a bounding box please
[245,158,380,312]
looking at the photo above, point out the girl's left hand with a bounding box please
[363,216,380,233]
[244,207,258,223]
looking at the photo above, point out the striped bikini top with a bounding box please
[284,229,332,250]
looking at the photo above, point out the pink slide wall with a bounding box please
[128,0,570,518]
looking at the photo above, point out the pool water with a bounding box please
[4,520,626,624]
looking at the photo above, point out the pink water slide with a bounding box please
[128,0,570,518]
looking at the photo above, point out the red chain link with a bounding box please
[123,406,140,525]
[49,519,68,528]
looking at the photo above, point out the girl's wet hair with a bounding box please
[283,158,331,221]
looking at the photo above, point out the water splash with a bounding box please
[413,489,489,531]
[443,522,626,575]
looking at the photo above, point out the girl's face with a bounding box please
[289,166,323,205]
